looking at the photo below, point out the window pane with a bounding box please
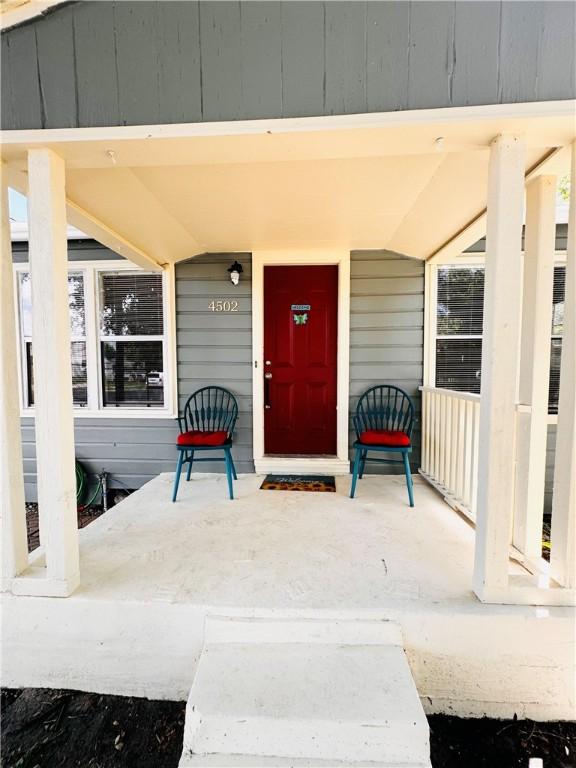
[19,271,85,338]
[437,267,484,336]
[19,272,33,337]
[68,274,86,337]
[435,339,482,393]
[26,341,88,407]
[551,266,565,336]
[100,273,163,336]
[548,338,562,415]
[101,341,164,407]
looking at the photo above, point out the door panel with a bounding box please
[264,265,338,455]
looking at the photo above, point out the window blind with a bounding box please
[19,272,87,407]
[100,273,163,336]
[99,272,165,408]
[435,264,566,413]
[437,267,484,336]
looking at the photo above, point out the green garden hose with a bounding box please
[75,460,87,504]
[75,460,103,509]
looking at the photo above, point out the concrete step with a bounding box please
[180,617,430,767]
[181,755,429,767]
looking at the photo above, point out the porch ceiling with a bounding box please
[2,106,574,266]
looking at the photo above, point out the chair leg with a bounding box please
[186,450,194,481]
[359,449,367,479]
[172,451,185,502]
[402,451,414,507]
[350,447,362,498]
[224,448,234,500]
[229,452,238,480]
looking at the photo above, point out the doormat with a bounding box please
[260,474,336,492]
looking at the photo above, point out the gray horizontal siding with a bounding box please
[175,253,254,474]
[349,251,424,474]
[2,1,574,130]
[22,417,178,501]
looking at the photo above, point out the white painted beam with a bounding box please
[513,175,557,560]
[428,146,570,264]
[0,178,29,588]
[473,134,526,600]
[25,148,80,596]
[3,164,163,272]
[550,142,576,589]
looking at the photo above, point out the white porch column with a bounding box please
[473,134,525,601]
[24,149,80,596]
[550,143,576,588]
[513,175,557,560]
[0,179,29,587]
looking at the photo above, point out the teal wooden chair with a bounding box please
[172,386,238,501]
[350,385,415,506]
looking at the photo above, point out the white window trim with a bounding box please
[13,259,177,419]
[424,251,567,425]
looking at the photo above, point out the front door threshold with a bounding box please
[255,456,350,475]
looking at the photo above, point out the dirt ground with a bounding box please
[25,503,106,553]
[2,689,575,768]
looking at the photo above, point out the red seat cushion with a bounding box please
[359,429,410,447]
[177,430,228,447]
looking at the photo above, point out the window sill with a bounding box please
[20,409,178,420]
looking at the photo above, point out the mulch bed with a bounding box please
[1,689,185,768]
[2,688,574,768]
[428,714,575,768]
[25,503,105,554]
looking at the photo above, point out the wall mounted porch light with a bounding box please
[227,260,243,285]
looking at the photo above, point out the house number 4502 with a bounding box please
[208,300,239,312]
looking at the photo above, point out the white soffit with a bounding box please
[0,0,67,31]
[1,108,574,264]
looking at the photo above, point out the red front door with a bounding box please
[264,265,338,455]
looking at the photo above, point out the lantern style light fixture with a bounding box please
[227,260,243,285]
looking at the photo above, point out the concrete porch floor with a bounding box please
[2,473,574,720]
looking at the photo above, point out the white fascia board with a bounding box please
[10,220,89,242]
[1,100,575,146]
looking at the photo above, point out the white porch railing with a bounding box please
[419,386,481,521]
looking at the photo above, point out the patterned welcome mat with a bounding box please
[260,474,336,492]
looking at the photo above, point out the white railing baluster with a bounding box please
[419,386,482,522]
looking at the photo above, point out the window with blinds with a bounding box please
[435,264,566,413]
[436,267,484,393]
[549,265,565,415]
[98,273,165,407]
[18,271,88,407]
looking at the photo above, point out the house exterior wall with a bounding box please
[175,254,254,474]
[349,251,424,471]
[2,1,575,131]
[16,242,426,498]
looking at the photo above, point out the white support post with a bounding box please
[473,135,526,601]
[550,143,576,588]
[17,149,80,597]
[513,175,557,560]
[0,179,29,587]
